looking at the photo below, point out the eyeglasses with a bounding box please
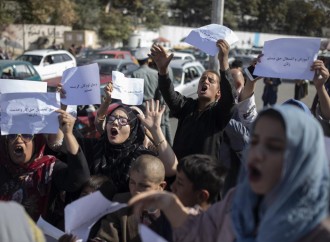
[107,115,129,126]
[7,134,34,143]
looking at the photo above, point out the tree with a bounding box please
[12,0,76,26]
[111,0,168,30]
[73,0,102,30]
[98,9,133,46]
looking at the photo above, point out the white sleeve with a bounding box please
[236,93,258,129]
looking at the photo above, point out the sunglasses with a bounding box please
[7,134,34,143]
[107,115,130,126]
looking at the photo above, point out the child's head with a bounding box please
[129,154,166,197]
[171,154,227,208]
[80,175,110,197]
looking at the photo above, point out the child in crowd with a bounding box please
[92,154,171,242]
[129,105,330,242]
[171,154,226,211]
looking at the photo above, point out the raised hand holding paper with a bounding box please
[61,63,101,105]
[0,92,60,135]
[184,24,239,56]
[254,38,321,80]
[111,71,144,105]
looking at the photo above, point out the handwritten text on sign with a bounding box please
[0,92,60,135]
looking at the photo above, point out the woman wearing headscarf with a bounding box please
[0,119,90,221]
[55,101,155,194]
[128,105,330,242]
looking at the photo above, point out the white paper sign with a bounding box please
[0,79,47,93]
[0,92,60,135]
[254,38,321,80]
[0,80,48,124]
[65,191,127,242]
[37,216,65,240]
[111,71,144,105]
[184,24,239,56]
[139,224,168,242]
[61,63,101,105]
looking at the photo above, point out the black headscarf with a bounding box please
[92,104,154,193]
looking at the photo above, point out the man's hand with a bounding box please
[149,44,174,75]
[216,40,230,70]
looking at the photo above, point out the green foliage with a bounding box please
[3,0,330,42]
[98,9,133,46]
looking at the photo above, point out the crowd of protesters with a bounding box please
[0,31,330,242]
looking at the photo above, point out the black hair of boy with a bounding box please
[177,154,227,204]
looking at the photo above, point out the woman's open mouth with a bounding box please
[248,164,262,182]
[110,128,119,137]
[13,145,24,156]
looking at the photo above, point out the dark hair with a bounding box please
[138,59,148,66]
[177,154,227,204]
[82,175,110,191]
[230,60,243,69]
[203,70,221,85]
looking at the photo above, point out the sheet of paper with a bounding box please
[65,191,127,242]
[61,63,101,105]
[0,79,47,93]
[139,224,168,242]
[37,216,65,240]
[184,24,239,56]
[0,79,48,124]
[0,92,60,135]
[111,71,144,105]
[254,38,321,80]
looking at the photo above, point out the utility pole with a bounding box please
[209,0,224,71]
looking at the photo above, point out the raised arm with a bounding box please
[128,190,189,228]
[312,60,330,120]
[150,44,188,115]
[239,55,263,102]
[137,99,178,177]
[47,83,66,151]
[56,109,79,155]
[94,82,113,133]
[216,40,236,126]
[149,44,173,76]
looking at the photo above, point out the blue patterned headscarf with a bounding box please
[232,105,329,242]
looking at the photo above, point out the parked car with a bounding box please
[94,50,136,63]
[230,54,256,68]
[172,52,196,61]
[0,60,41,81]
[16,49,76,88]
[169,59,205,98]
[92,58,139,87]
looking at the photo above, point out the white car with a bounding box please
[16,49,76,81]
[170,60,205,98]
[172,52,196,61]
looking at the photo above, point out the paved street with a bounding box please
[169,80,317,140]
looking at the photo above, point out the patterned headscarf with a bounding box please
[232,105,329,242]
[0,134,56,221]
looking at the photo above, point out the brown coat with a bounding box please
[94,193,172,242]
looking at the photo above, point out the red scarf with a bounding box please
[0,134,56,220]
